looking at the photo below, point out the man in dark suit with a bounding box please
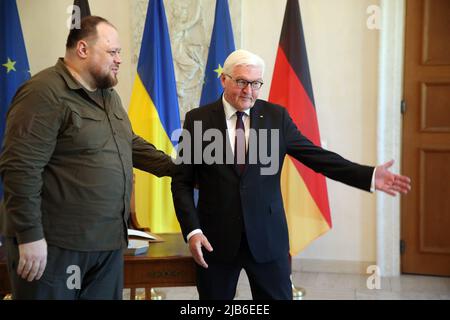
[171,49,411,300]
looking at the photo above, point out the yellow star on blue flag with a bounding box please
[214,64,223,78]
[2,57,17,73]
[199,0,235,106]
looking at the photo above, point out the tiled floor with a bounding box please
[123,270,450,300]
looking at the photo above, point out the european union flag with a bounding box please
[0,0,30,197]
[199,0,235,106]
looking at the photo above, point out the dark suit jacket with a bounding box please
[171,98,374,263]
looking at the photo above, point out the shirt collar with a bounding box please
[54,58,84,91]
[222,95,251,120]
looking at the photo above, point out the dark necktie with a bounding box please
[234,111,246,175]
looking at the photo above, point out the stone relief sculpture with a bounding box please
[167,0,207,116]
[131,0,241,120]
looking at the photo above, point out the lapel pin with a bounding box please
[259,115,264,118]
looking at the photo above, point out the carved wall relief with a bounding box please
[131,0,241,119]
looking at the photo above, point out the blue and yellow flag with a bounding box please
[199,0,235,106]
[0,0,30,197]
[128,0,181,232]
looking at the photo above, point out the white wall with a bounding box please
[16,0,380,265]
[17,0,133,106]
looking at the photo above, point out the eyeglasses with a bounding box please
[224,74,263,90]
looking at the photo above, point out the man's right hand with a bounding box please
[17,238,48,282]
[188,233,213,269]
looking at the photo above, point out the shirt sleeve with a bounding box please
[131,133,176,177]
[0,85,66,244]
[370,167,376,192]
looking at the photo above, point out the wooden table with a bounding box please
[0,233,196,300]
[124,233,196,299]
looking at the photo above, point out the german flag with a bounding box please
[268,0,331,255]
[73,0,91,18]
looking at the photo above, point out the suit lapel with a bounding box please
[208,99,266,178]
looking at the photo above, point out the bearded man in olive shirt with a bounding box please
[0,16,175,299]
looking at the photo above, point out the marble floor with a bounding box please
[123,270,450,300]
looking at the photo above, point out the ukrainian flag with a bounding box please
[128,0,181,232]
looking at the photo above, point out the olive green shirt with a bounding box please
[0,58,175,251]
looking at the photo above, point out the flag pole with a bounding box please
[289,254,306,300]
[133,288,166,300]
[292,282,306,300]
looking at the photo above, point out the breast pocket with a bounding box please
[112,110,133,142]
[69,109,109,149]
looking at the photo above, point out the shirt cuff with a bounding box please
[370,167,376,192]
[187,229,203,241]
[15,226,45,244]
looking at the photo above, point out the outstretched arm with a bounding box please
[132,133,175,177]
[375,160,411,196]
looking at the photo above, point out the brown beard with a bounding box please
[92,70,118,89]
[89,62,118,89]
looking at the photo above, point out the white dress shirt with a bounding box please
[222,96,251,153]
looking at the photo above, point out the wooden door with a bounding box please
[401,0,450,276]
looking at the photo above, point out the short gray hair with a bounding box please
[222,49,265,77]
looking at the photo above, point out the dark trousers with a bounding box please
[196,234,292,300]
[4,238,123,300]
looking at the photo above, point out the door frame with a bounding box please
[376,0,406,277]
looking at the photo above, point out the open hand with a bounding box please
[17,238,48,281]
[188,233,213,268]
[375,160,411,196]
